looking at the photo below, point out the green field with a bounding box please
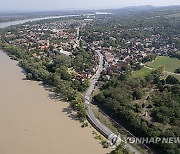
[146,56,180,73]
[131,67,152,79]
[166,12,180,18]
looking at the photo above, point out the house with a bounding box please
[102,75,111,81]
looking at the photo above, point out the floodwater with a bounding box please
[0,50,110,154]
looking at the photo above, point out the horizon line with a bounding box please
[0,5,180,15]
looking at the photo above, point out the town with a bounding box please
[2,12,180,80]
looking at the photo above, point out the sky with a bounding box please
[0,0,180,12]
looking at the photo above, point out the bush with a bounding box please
[101,140,110,148]
[26,73,33,80]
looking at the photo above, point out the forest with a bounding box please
[94,69,180,153]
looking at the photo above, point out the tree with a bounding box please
[54,54,71,67]
[174,68,180,74]
[145,74,154,82]
[132,89,143,100]
[152,66,165,77]
[157,82,164,92]
[166,75,179,84]
[70,94,87,122]
[79,39,83,48]
[26,73,32,80]
[154,76,160,84]
[110,143,131,154]
[49,44,54,51]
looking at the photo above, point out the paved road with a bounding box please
[84,50,142,154]
[84,50,115,137]
[85,50,103,104]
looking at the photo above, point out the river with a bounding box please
[0,17,110,154]
[0,15,81,28]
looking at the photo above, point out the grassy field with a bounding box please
[146,56,180,73]
[166,12,180,18]
[131,67,152,79]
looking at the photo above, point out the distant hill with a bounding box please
[97,5,180,15]
[1,5,180,18]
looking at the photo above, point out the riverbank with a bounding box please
[0,50,111,154]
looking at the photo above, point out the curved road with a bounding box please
[84,50,141,154]
[84,50,115,138]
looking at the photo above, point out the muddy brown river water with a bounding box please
[0,50,110,154]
